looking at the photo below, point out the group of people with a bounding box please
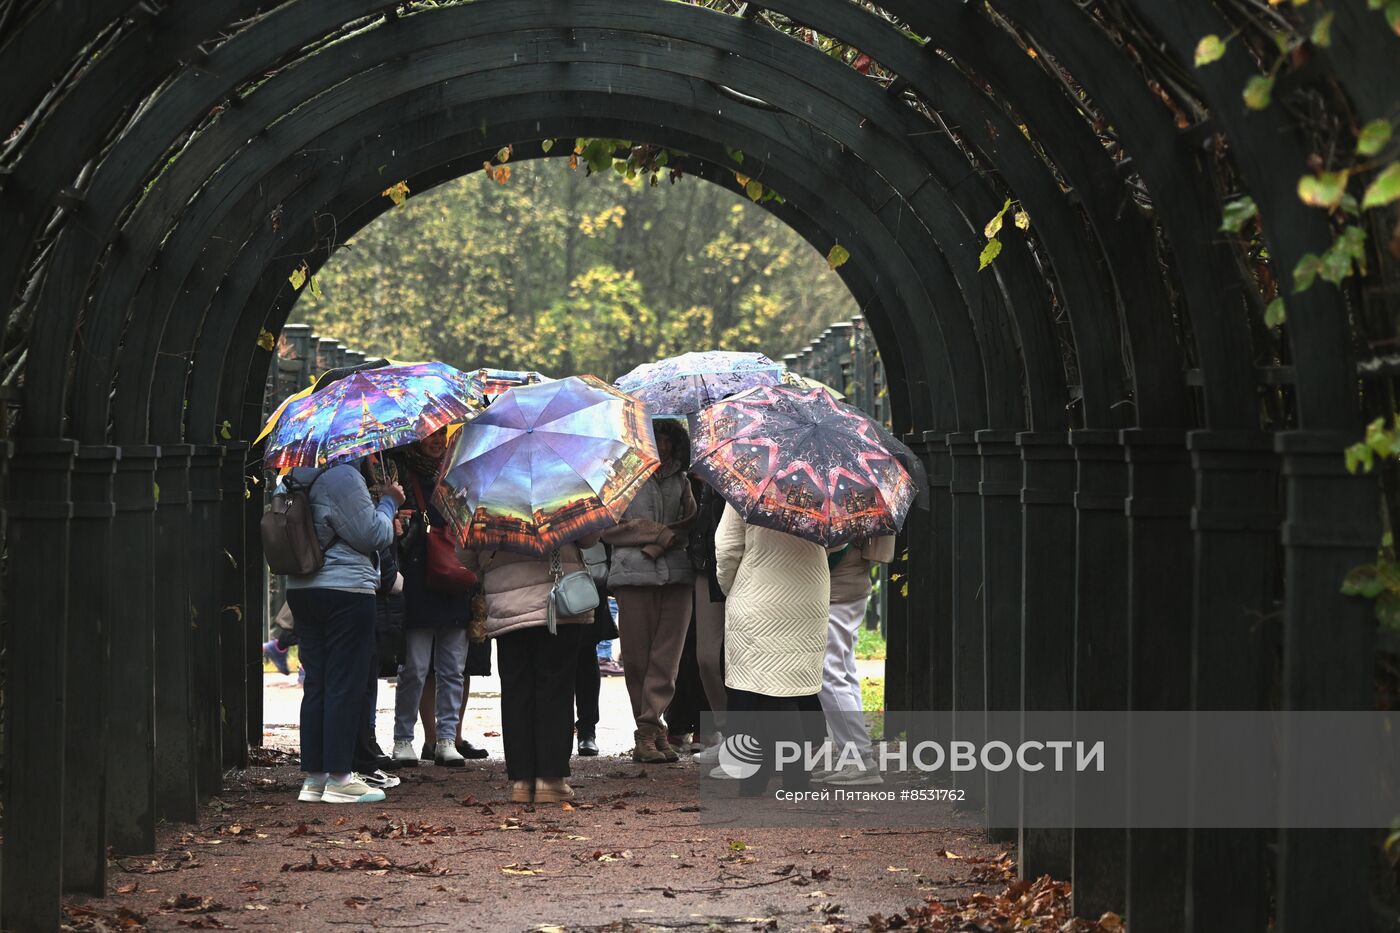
[276,417,892,804]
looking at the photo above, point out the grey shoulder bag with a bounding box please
[547,547,601,634]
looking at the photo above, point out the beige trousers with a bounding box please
[615,584,693,732]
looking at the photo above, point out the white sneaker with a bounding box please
[434,739,466,768]
[392,739,418,767]
[322,775,387,804]
[297,775,327,802]
[361,769,401,790]
[707,765,738,780]
[810,768,839,783]
[695,739,724,765]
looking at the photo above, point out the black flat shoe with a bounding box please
[456,739,490,760]
[578,735,599,756]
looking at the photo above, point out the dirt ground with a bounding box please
[62,673,1026,933]
[63,751,1014,933]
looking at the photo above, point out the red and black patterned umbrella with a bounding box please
[688,385,915,546]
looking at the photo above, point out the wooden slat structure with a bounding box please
[0,1,1391,929]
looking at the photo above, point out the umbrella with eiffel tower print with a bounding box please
[262,361,486,469]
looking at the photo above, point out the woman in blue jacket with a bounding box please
[283,462,403,803]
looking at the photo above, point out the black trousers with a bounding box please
[575,635,600,738]
[497,623,583,780]
[353,641,385,773]
[285,588,375,775]
[726,687,825,796]
[664,615,707,736]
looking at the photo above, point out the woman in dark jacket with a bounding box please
[389,430,473,768]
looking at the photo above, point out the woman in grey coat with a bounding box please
[283,462,403,804]
[600,420,697,763]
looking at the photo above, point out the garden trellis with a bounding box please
[0,0,1395,930]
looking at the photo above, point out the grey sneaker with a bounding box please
[297,775,327,802]
[434,739,466,768]
[322,776,387,804]
[392,739,418,768]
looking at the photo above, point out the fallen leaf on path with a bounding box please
[159,894,226,913]
[113,882,138,895]
[345,896,371,909]
[500,864,538,875]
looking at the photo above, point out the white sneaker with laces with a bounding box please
[322,775,387,804]
[298,775,327,802]
[361,769,401,790]
[392,739,418,767]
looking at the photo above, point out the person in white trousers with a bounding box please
[815,536,896,785]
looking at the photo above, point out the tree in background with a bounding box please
[296,159,857,379]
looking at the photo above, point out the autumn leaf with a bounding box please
[1357,119,1392,157]
[257,328,276,351]
[500,864,538,875]
[307,273,323,299]
[1297,169,1350,209]
[978,237,1003,271]
[288,263,307,290]
[745,179,764,201]
[1362,162,1400,209]
[1013,209,1030,231]
[826,244,850,270]
[1243,75,1273,110]
[496,145,513,163]
[1194,34,1228,66]
[540,138,555,153]
[382,180,410,206]
[983,198,1012,238]
[1265,296,1286,327]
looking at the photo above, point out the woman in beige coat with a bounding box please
[458,537,597,804]
[713,503,830,794]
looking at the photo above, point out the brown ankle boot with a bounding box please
[632,729,667,763]
[510,780,533,803]
[654,732,680,762]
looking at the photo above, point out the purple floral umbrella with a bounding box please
[438,376,659,556]
[614,350,783,417]
[689,385,914,547]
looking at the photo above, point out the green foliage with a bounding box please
[296,160,856,381]
[1357,119,1392,157]
[979,198,1018,271]
[1219,196,1258,233]
[1243,74,1274,110]
[855,624,886,661]
[1362,162,1400,209]
[1194,33,1229,66]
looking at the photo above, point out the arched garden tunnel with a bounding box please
[1,0,1394,929]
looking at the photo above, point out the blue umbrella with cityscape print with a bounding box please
[263,361,486,469]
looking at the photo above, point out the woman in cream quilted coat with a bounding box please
[713,502,830,793]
